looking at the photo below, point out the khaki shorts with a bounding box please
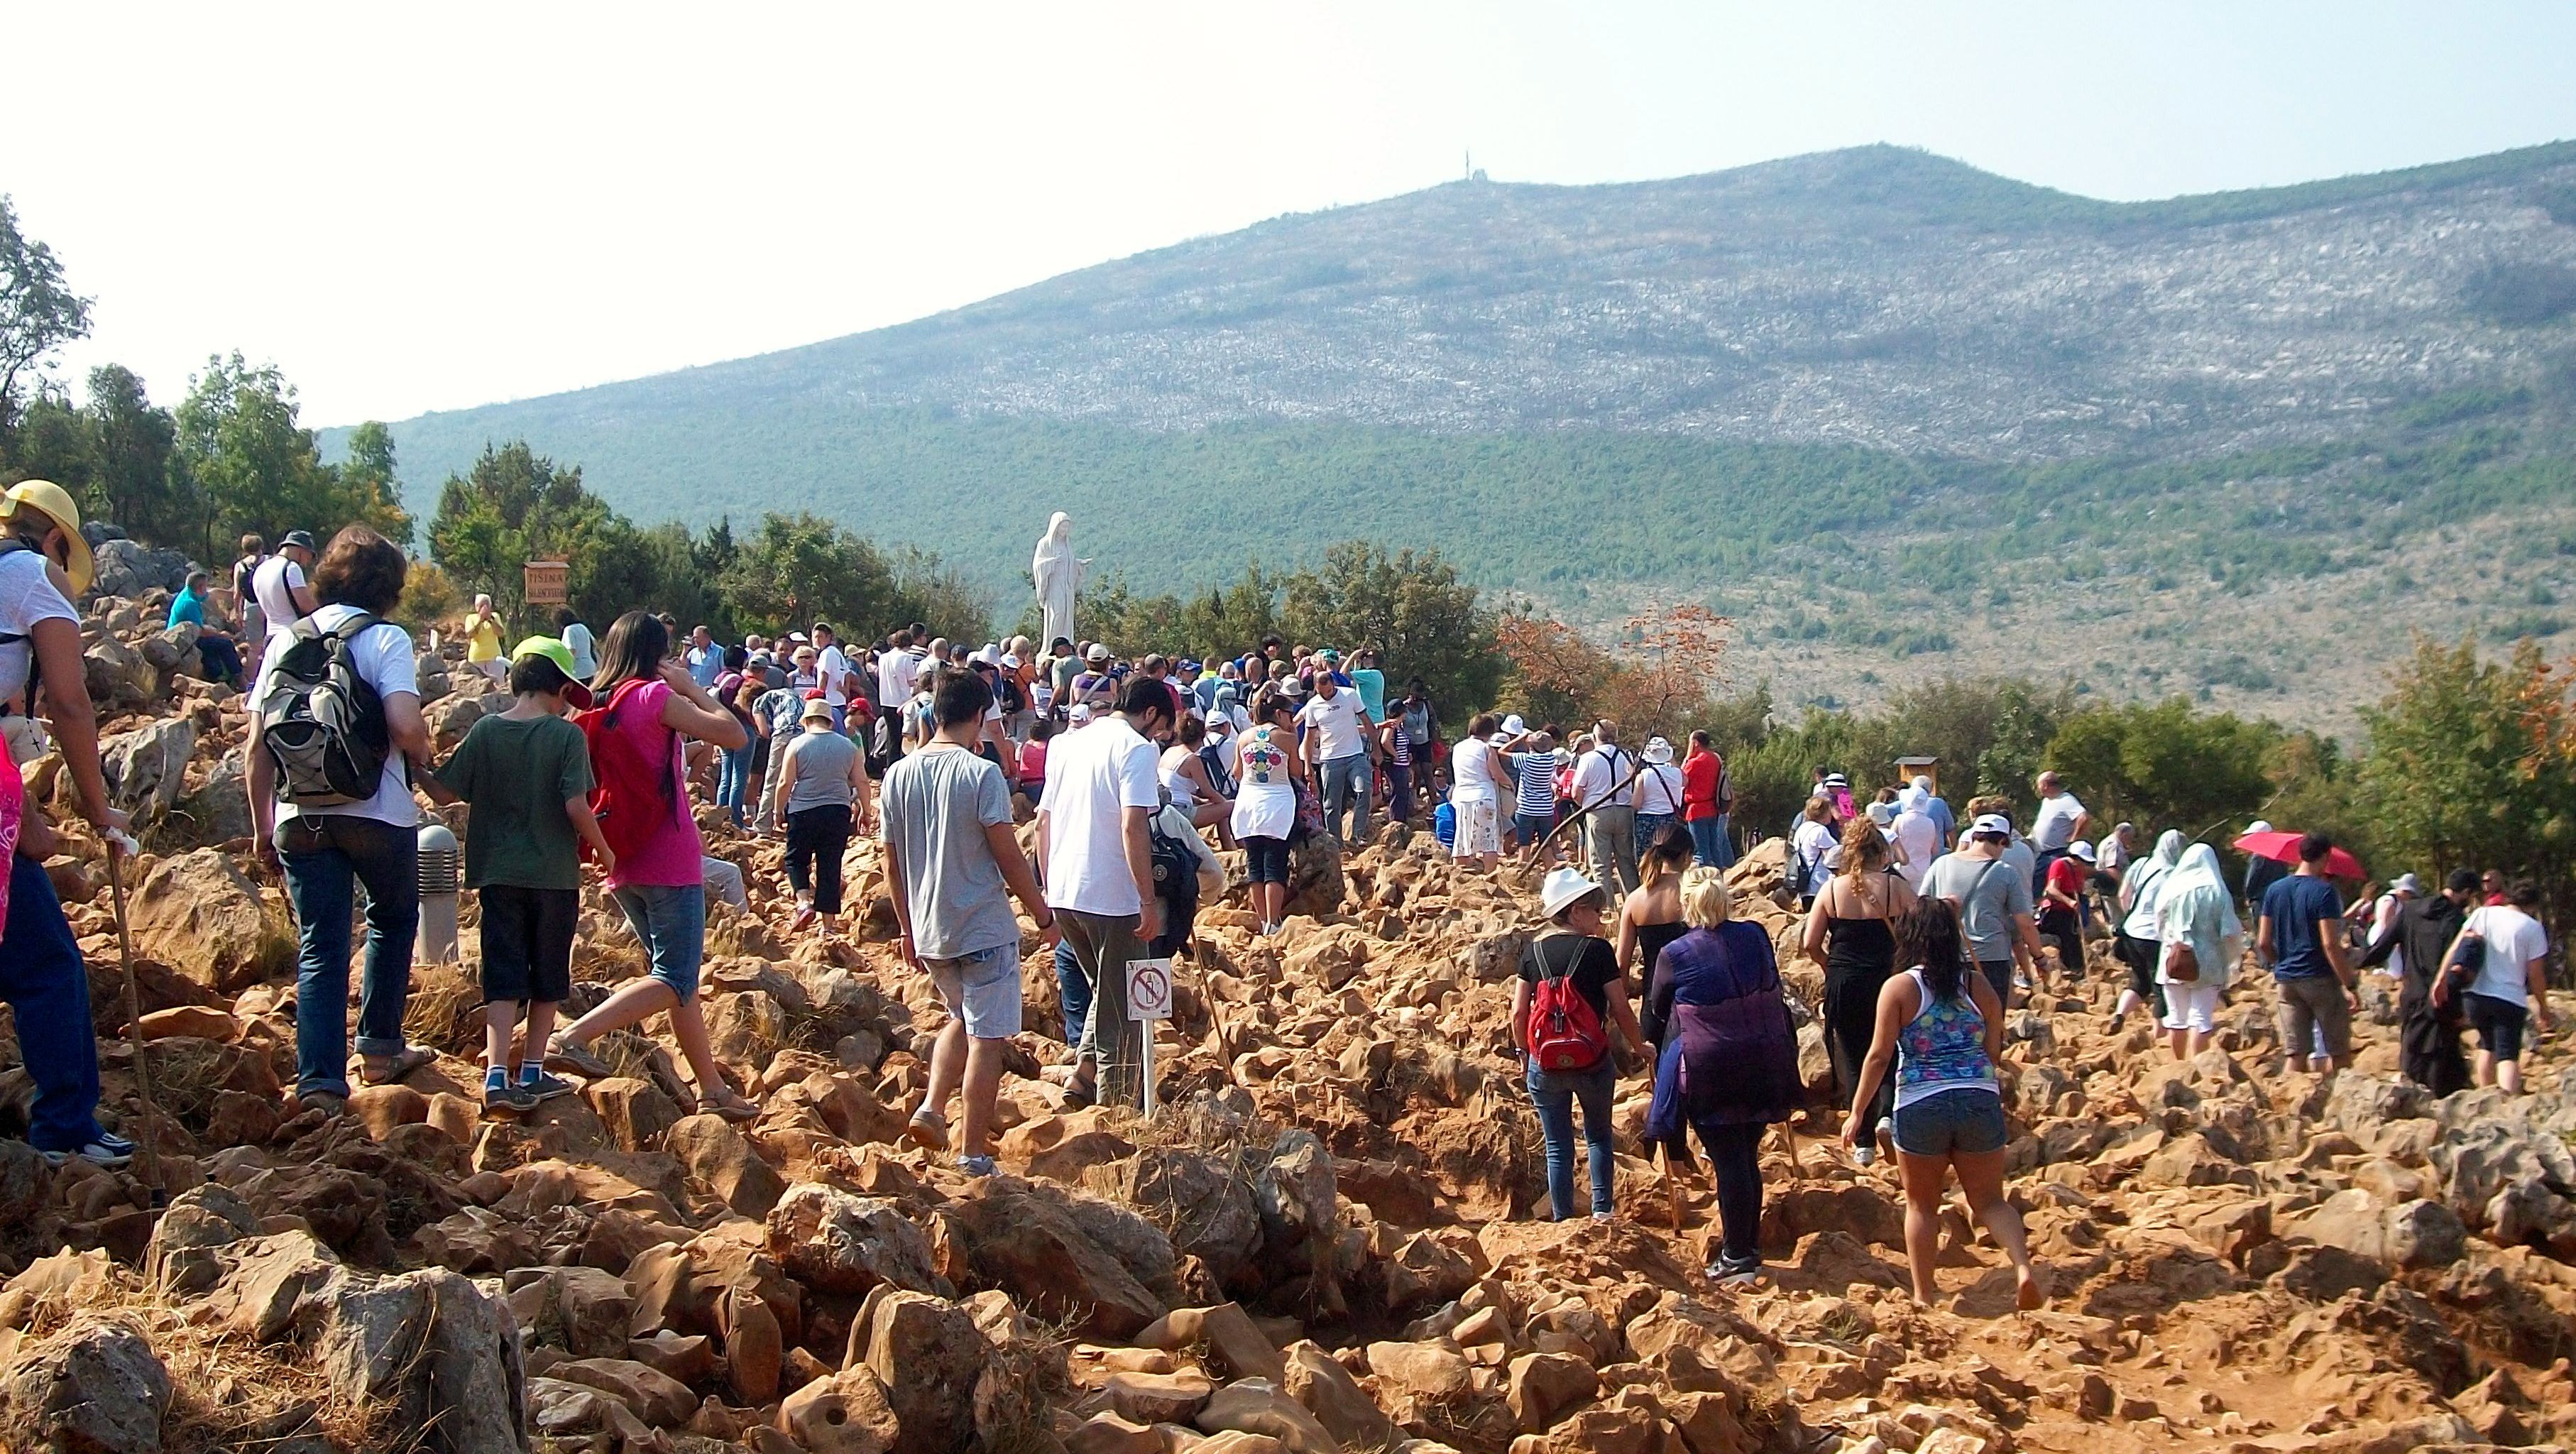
[926,942,1025,1040]
[2275,975,2352,1063]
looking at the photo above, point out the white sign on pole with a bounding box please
[1125,957,1173,1022]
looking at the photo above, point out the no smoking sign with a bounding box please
[1125,957,1174,1022]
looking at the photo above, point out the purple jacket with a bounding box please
[1644,922,1802,1137]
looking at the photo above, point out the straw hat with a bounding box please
[2,480,92,596]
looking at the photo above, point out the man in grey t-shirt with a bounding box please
[1920,812,2043,1006]
[880,670,1055,1175]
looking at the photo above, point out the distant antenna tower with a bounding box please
[1464,150,1471,180]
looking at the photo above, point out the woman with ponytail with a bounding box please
[1846,900,2044,1310]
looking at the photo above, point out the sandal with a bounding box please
[703,1090,761,1124]
[356,1046,437,1086]
[544,1036,615,1079]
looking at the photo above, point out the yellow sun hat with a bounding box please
[2,480,93,596]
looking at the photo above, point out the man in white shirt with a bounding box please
[252,530,319,645]
[1297,672,1374,846]
[1035,675,1175,1110]
[811,621,855,733]
[2029,770,2089,893]
[1569,721,1640,896]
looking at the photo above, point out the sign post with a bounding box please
[1126,956,1173,1117]
[522,559,570,611]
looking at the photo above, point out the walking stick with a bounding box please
[103,838,168,1203]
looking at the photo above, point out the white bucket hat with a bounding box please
[1642,736,1674,765]
[1539,865,1605,919]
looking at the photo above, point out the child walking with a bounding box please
[425,637,615,1113]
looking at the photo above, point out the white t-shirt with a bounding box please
[561,621,598,679]
[814,645,852,708]
[1297,689,1370,762]
[253,556,308,640]
[2465,904,2549,1006]
[1037,716,1161,917]
[1792,819,1836,888]
[1634,762,1684,817]
[2372,892,2407,979]
[254,603,420,827]
[1449,737,1498,802]
[0,548,77,704]
[1892,809,1941,889]
[2030,792,2086,852]
[877,647,919,709]
[1571,746,1633,809]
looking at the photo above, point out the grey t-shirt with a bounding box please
[784,728,860,813]
[1922,851,2036,963]
[879,744,1017,960]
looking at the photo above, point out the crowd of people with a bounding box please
[0,486,2560,1308]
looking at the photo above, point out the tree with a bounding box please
[2044,698,2280,838]
[428,440,625,628]
[177,353,408,556]
[2359,635,2576,922]
[82,365,187,545]
[718,512,904,637]
[0,195,92,447]
[1281,542,1503,714]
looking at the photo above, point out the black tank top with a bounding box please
[1634,917,1689,1046]
[1821,874,1904,978]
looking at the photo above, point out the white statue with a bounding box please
[1031,512,1089,649]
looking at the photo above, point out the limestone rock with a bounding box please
[767,1184,948,1296]
[127,848,291,993]
[0,1320,172,1454]
[669,1112,787,1218]
[860,1290,987,1454]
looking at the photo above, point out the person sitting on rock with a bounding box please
[165,568,243,687]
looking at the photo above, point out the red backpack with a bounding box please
[1523,937,1612,1071]
[576,679,683,865]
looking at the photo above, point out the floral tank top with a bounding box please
[1893,965,1998,1110]
[1239,728,1291,789]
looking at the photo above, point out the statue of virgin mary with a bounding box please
[1031,513,1087,647]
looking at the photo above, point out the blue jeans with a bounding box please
[4,855,108,1152]
[1319,753,1371,844]
[1384,763,1412,824]
[611,882,706,1000]
[1526,1059,1617,1218]
[1688,816,1733,868]
[716,745,752,826]
[1053,939,1092,1048]
[278,814,418,1099]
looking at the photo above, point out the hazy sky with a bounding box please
[12,2,2575,426]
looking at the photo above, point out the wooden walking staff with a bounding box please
[104,836,169,1202]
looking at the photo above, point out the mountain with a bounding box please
[344,142,2576,731]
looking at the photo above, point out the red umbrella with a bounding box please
[2232,830,2365,880]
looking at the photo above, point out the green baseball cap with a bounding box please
[510,635,595,707]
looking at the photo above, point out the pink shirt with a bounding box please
[603,680,704,888]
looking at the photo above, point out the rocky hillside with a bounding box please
[5,570,2576,1452]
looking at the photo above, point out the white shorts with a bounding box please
[1452,799,1501,857]
[2161,980,2222,1034]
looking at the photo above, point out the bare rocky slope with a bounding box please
[6,583,2576,1452]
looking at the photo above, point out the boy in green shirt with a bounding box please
[424,637,614,1113]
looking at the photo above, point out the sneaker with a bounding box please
[517,1070,577,1105]
[1707,1254,1764,1287]
[483,1082,538,1116]
[42,1133,135,1169]
[956,1154,999,1177]
[1852,1144,1877,1167]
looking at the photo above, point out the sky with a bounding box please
[11,1,2576,427]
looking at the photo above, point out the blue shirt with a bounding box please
[2261,873,2345,980]
[168,588,207,630]
[688,645,723,688]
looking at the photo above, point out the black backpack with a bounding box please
[1148,811,1201,952]
[256,612,393,806]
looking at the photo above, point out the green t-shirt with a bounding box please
[432,712,596,890]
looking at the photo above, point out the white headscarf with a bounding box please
[2158,843,2243,985]
[1899,785,1930,814]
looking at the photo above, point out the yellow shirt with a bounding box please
[464,613,504,662]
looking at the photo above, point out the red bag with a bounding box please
[1523,939,1611,1071]
[577,679,681,865]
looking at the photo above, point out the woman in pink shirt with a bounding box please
[547,612,757,1120]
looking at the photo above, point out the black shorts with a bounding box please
[1243,836,1291,885]
[2465,991,2528,1061]
[748,736,772,780]
[478,884,576,1005]
[2116,932,2160,1001]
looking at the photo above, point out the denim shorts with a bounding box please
[613,882,706,1000]
[1891,1087,2008,1157]
[1242,836,1290,885]
[926,941,1025,1039]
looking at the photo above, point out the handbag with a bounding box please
[2161,938,2200,984]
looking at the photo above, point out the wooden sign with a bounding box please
[523,560,570,607]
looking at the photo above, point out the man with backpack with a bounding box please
[1570,721,1640,898]
[1035,675,1173,1110]
[251,530,320,650]
[244,526,441,1115]
[1680,731,1736,869]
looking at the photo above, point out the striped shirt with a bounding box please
[1516,750,1561,816]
